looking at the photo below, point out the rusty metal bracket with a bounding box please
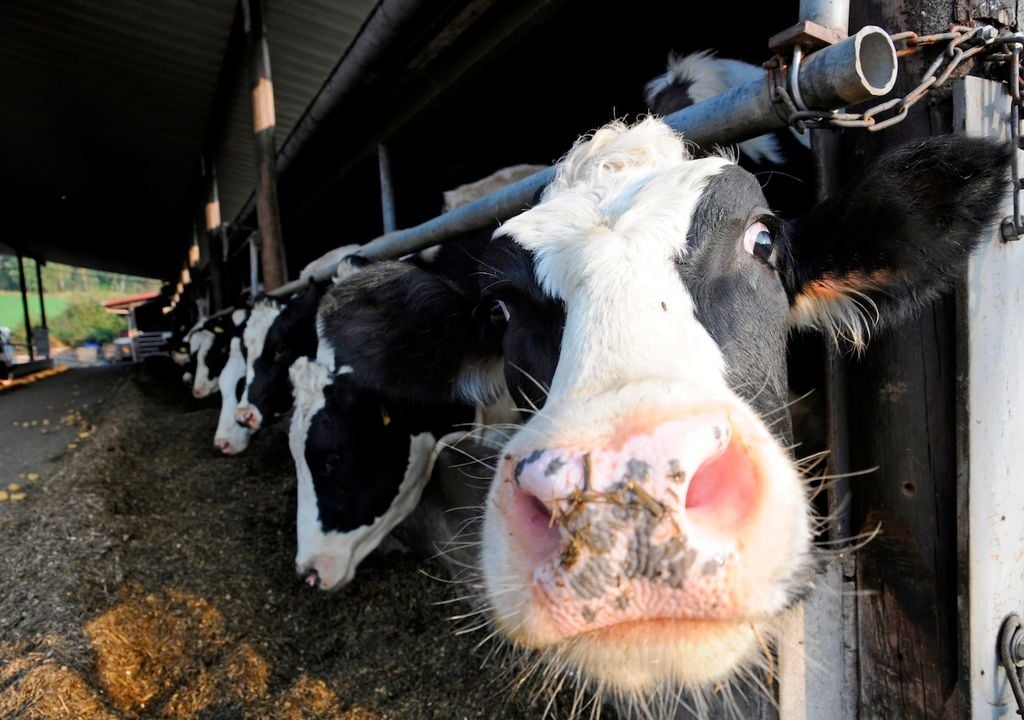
[769,20,845,54]
[999,614,1024,715]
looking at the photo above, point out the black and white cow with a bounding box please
[191,309,247,399]
[314,119,1009,711]
[235,246,362,430]
[288,357,472,590]
[213,330,253,455]
[645,50,811,166]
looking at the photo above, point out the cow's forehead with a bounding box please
[500,127,733,299]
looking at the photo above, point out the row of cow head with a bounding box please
[164,50,1012,716]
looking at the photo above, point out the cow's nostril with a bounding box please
[684,440,758,536]
[506,483,562,565]
[303,569,321,588]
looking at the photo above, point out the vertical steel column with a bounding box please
[799,0,849,39]
[249,233,260,295]
[34,260,47,331]
[243,0,286,292]
[378,144,397,233]
[34,259,48,359]
[16,254,33,361]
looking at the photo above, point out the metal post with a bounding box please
[34,258,48,359]
[16,254,33,361]
[249,233,260,295]
[34,259,47,330]
[799,0,849,39]
[378,144,397,233]
[243,0,286,292]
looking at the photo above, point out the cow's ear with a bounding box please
[781,135,1011,349]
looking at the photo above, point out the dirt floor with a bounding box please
[0,363,563,719]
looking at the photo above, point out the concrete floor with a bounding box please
[0,365,130,502]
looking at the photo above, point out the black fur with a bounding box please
[304,377,471,532]
[246,283,326,424]
[782,135,1012,330]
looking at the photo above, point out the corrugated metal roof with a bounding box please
[212,0,379,226]
[0,0,239,277]
[0,0,376,279]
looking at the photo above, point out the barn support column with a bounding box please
[243,0,286,292]
[202,155,227,311]
[16,253,33,361]
[34,259,48,358]
[846,0,967,715]
[378,144,397,233]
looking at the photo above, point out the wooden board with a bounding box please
[954,75,1024,720]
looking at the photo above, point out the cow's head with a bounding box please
[467,119,1008,703]
[287,357,451,591]
[191,309,247,399]
[312,118,1009,707]
[213,336,253,455]
[235,296,285,429]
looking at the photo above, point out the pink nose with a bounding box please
[214,438,236,455]
[499,412,772,638]
[235,406,259,429]
[193,388,207,399]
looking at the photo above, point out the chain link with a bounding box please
[768,24,1024,239]
[769,25,1015,132]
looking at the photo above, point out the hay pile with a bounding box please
[0,365,557,719]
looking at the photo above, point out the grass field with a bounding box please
[0,291,69,331]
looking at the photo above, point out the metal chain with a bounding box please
[769,25,1024,240]
[770,25,1008,132]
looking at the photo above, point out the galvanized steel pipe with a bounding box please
[267,25,897,297]
[799,0,849,39]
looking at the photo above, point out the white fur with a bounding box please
[214,337,253,454]
[288,357,434,590]
[483,118,812,694]
[189,330,218,398]
[299,244,361,281]
[645,51,810,164]
[237,299,283,425]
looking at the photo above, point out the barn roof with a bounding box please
[0,0,376,279]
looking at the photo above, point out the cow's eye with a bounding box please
[743,221,773,263]
[490,299,510,327]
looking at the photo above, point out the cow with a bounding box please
[288,357,471,590]
[235,246,361,431]
[191,309,247,399]
[645,50,811,166]
[313,118,1010,713]
[213,333,253,455]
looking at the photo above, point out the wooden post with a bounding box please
[846,2,964,715]
[33,259,48,359]
[16,253,33,361]
[378,144,397,233]
[243,0,286,292]
[202,154,227,311]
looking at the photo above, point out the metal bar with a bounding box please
[34,259,46,330]
[243,0,286,291]
[378,144,397,234]
[16,253,34,362]
[799,0,849,38]
[249,233,260,295]
[267,25,896,297]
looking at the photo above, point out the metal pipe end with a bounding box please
[854,26,897,97]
